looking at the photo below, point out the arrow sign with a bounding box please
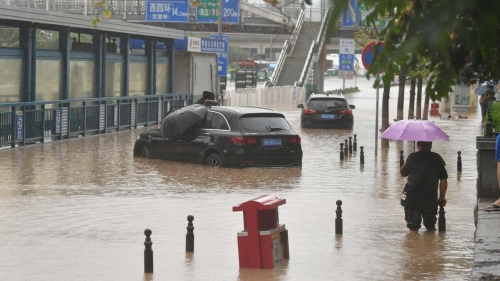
[361,41,385,74]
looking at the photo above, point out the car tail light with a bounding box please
[288,137,301,144]
[340,109,352,115]
[231,137,257,145]
[245,137,257,145]
[303,108,317,115]
[243,159,255,164]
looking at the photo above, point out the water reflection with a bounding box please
[401,231,446,280]
[0,79,479,280]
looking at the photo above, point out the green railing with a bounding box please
[0,93,192,148]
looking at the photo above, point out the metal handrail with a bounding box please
[265,39,289,87]
[295,40,316,88]
[288,7,305,55]
[266,8,305,87]
[294,7,332,87]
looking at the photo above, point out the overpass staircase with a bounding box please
[267,7,333,88]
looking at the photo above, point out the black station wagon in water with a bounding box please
[133,106,303,168]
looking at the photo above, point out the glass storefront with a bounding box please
[105,61,122,97]
[0,58,22,103]
[156,63,169,94]
[36,60,62,101]
[129,62,147,96]
[70,60,94,99]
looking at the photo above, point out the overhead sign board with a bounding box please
[338,38,355,80]
[146,1,190,22]
[361,41,385,74]
[342,0,387,28]
[196,0,239,24]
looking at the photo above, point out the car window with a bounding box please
[238,114,292,132]
[307,98,346,109]
[201,111,229,130]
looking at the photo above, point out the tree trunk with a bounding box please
[397,67,406,121]
[382,82,391,148]
[408,77,416,119]
[423,88,430,120]
[416,77,423,119]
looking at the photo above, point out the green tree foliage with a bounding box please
[329,0,500,101]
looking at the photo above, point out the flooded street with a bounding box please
[0,78,480,280]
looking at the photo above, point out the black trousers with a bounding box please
[404,205,437,230]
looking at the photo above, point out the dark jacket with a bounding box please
[400,151,448,206]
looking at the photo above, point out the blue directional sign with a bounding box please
[339,54,354,71]
[342,0,360,27]
[343,0,387,28]
[200,37,226,53]
[146,1,189,22]
[196,0,239,24]
[210,35,228,77]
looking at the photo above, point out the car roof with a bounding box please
[309,92,346,99]
[207,106,280,116]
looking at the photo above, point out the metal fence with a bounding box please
[0,93,192,148]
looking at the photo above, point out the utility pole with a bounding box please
[218,0,223,35]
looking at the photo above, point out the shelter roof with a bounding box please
[0,5,185,39]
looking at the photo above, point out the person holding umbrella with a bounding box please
[380,119,450,231]
[400,141,449,231]
[479,85,496,123]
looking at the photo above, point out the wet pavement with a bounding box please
[0,78,482,280]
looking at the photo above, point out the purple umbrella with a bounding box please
[380,119,449,142]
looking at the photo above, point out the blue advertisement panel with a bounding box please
[130,39,167,51]
[55,111,61,134]
[16,115,22,139]
[210,35,228,77]
[146,1,190,22]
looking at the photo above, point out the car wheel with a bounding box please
[140,145,152,158]
[205,154,223,167]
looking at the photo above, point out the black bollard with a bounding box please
[186,215,194,252]
[438,202,446,232]
[144,229,153,273]
[457,151,462,172]
[360,146,364,164]
[486,104,493,136]
[400,150,404,167]
[353,134,357,151]
[335,200,343,234]
[348,137,353,154]
[345,139,349,156]
[340,143,344,160]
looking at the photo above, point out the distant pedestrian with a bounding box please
[400,141,448,231]
[480,85,496,122]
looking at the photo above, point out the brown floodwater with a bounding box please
[0,79,479,280]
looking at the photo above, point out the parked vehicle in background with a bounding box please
[134,106,302,168]
[297,93,355,129]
